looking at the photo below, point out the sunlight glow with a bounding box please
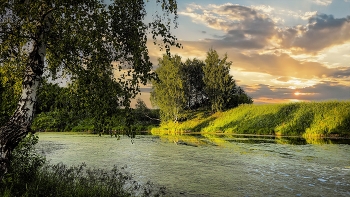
[289,99,301,102]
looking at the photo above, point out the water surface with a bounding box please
[36,132,350,197]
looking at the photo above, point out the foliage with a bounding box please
[1,0,179,85]
[182,58,207,109]
[75,71,122,134]
[0,0,180,181]
[228,86,253,109]
[2,134,46,196]
[0,63,24,125]
[36,80,63,114]
[151,54,187,122]
[134,98,160,125]
[135,98,149,115]
[34,78,123,133]
[0,0,180,134]
[151,50,252,123]
[31,111,61,132]
[31,108,160,133]
[202,49,253,112]
[33,79,160,133]
[203,49,235,112]
[152,101,350,137]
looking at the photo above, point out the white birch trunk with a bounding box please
[0,40,46,179]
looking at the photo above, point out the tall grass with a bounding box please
[152,101,350,137]
[4,163,166,197]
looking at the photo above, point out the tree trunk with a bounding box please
[0,41,45,179]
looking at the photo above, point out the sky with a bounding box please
[132,0,350,107]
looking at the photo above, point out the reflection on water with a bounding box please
[36,132,350,197]
[160,133,350,146]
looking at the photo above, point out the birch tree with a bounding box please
[182,58,206,109]
[0,0,179,179]
[151,54,186,122]
[203,49,235,112]
[203,49,253,111]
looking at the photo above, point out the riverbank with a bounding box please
[151,101,350,137]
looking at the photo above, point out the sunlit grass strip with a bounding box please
[151,110,218,135]
[152,101,350,137]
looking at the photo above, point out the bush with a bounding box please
[1,133,46,196]
[31,112,60,131]
[25,163,167,197]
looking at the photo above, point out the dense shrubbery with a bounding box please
[0,134,167,197]
[18,80,159,133]
[152,101,350,137]
[2,134,46,196]
[31,107,160,133]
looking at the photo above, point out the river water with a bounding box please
[36,132,350,197]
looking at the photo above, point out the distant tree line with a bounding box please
[151,49,253,122]
[1,49,252,131]
[31,79,160,134]
[0,66,159,133]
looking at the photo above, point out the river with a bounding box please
[36,132,350,197]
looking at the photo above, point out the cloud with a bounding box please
[279,14,350,53]
[246,81,350,103]
[276,77,292,82]
[330,67,350,78]
[294,81,350,100]
[250,5,274,13]
[180,4,277,49]
[221,5,277,48]
[300,11,318,20]
[312,0,332,6]
[245,84,298,103]
[230,52,340,79]
[181,3,350,54]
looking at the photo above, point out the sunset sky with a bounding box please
[133,0,350,107]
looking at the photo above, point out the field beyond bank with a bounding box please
[151,101,350,137]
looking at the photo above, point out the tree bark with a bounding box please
[0,40,45,179]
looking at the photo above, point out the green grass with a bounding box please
[152,101,350,137]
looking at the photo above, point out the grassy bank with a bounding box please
[151,101,350,137]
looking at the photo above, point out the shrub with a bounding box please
[26,163,167,197]
[1,133,46,196]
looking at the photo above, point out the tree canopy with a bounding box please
[182,58,206,109]
[203,49,236,112]
[151,54,186,122]
[0,0,180,179]
[0,63,24,125]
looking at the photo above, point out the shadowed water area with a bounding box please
[36,132,350,197]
